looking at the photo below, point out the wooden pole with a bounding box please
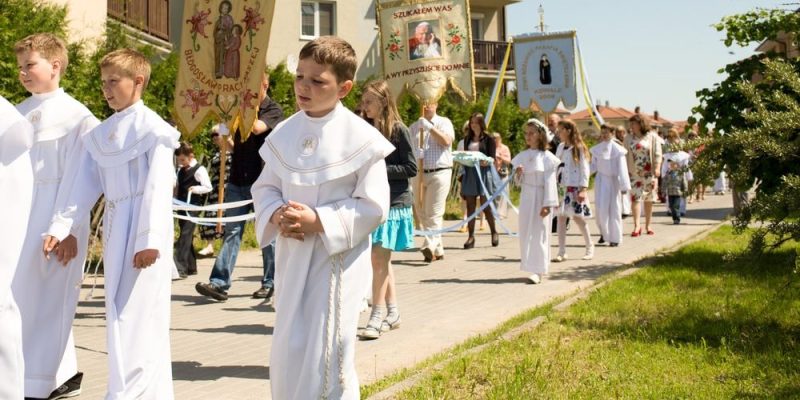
[414,106,425,229]
[216,135,228,235]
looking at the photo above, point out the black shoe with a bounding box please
[47,372,83,399]
[252,287,274,299]
[464,237,475,249]
[598,236,606,245]
[195,282,229,301]
[421,248,434,263]
[673,220,680,225]
[609,242,619,247]
[491,233,499,247]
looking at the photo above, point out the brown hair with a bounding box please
[14,33,69,76]
[557,119,590,164]
[299,36,357,83]
[666,128,680,143]
[525,120,548,151]
[362,80,403,140]
[628,114,651,137]
[465,113,487,148]
[175,142,194,157]
[100,48,152,90]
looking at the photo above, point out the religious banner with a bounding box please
[377,0,475,103]
[174,0,276,139]
[513,31,578,114]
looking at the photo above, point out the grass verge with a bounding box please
[368,226,800,399]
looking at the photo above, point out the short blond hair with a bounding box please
[299,36,357,83]
[100,48,151,89]
[14,33,69,76]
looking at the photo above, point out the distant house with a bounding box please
[568,104,687,137]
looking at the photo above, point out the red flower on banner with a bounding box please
[180,88,212,118]
[389,43,399,52]
[446,24,464,52]
[243,6,265,32]
[240,88,258,113]
[243,5,265,51]
[451,35,461,45]
[385,30,404,60]
[186,9,212,51]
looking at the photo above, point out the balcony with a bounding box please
[107,0,170,41]
[473,39,514,71]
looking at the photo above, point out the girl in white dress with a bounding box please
[590,125,631,247]
[554,119,594,261]
[511,118,560,284]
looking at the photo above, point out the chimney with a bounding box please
[605,100,610,107]
[654,110,660,121]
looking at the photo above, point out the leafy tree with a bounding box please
[691,8,800,253]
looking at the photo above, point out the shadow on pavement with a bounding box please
[172,361,269,381]
[420,277,530,285]
[171,324,273,335]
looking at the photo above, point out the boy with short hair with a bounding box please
[174,142,212,277]
[43,48,179,399]
[11,32,99,399]
[252,36,394,399]
[0,95,34,400]
[664,159,689,225]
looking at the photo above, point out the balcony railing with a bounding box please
[472,39,514,71]
[108,0,169,41]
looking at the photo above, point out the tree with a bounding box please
[691,8,800,253]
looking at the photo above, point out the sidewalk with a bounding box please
[71,193,733,399]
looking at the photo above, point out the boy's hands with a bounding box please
[539,207,551,218]
[43,235,60,260]
[133,249,159,269]
[54,235,78,266]
[272,200,324,241]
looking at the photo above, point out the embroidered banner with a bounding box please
[513,31,578,114]
[377,0,475,104]
[174,0,276,139]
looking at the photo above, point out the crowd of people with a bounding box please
[1,31,721,400]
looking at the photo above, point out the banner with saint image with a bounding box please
[377,0,475,103]
[512,31,578,113]
[174,0,276,139]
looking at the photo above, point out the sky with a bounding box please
[505,0,791,121]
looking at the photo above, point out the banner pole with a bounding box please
[485,39,513,129]
[216,137,228,235]
[415,105,425,229]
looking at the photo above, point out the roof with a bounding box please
[568,106,636,121]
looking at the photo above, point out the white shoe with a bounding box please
[553,254,567,262]
[582,246,595,260]
[527,274,542,284]
[198,244,214,256]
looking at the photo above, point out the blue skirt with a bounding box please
[371,206,415,251]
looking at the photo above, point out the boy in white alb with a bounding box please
[252,37,393,399]
[590,125,631,247]
[0,95,34,400]
[43,49,179,399]
[11,33,99,399]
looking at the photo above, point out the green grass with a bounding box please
[374,226,800,399]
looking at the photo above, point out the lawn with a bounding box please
[370,226,800,399]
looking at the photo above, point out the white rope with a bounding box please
[172,212,255,224]
[172,198,254,212]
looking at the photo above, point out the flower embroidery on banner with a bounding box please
[180,87,212,118]
[185,8,212,51]
[385,29,404,60]
[240,88,258,114]
[446,23,464,52]
[242,5,265,51]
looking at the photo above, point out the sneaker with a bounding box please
[252,287,274,299]
[47,372,83,399]
[198,244,214,256]
[553,254,567,262]
[527,274,542,284]
[195,282,228,301]
[582,246,595,260]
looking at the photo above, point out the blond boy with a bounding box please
[251,37,393,399]
[44,48,179,399]
[11,33,99,399]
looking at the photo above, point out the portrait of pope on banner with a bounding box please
[408,20,442,60]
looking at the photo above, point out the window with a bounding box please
[471,13,484,40]
[301,2,335,39]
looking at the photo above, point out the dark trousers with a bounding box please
[175,219,197,275]
[668,195,682,223]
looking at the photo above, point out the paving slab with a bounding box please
[70,192,733,399]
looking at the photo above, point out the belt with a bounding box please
[423,167,452,174]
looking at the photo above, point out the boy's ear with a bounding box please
[51,59,62,76]
[134,75,146,88]
[337,79,354,99]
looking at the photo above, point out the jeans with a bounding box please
[668,195,682,223]
[209,183,275,291]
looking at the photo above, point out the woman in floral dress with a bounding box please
[624,114,662,236]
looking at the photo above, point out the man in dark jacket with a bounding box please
[196,72,284,302]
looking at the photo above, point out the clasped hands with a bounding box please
[271,200,323,241]
[42,235,159,269]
